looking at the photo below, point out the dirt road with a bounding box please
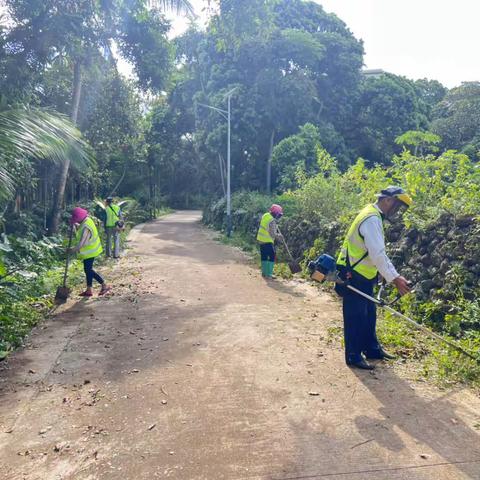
[1,211,479,480]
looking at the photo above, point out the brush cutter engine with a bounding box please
[308,254,339,283]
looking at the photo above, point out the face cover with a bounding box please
[386,200,407,222]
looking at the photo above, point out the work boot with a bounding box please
[365,348,396,360]
[347,358,375,370]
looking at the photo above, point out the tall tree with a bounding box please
[431,82,480,157]
[352,73,429,165]
[173,0,364,198]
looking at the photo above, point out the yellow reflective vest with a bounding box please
[76,217,103,260]
[105,204,121,228]
[337,204,383,280]
[257,212,275,243]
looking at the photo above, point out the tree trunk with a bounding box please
[266,129,275,195]
[49,60,82,233]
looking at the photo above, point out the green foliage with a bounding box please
[157,0,364,199]
[271,123,322,191]
[119,6,173,92]
[0,106,93,200]
[352,73,430,165]
[431,82,480,156]
[0,234,82,353]
[395,130,441,156]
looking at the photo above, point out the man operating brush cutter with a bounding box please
[334,186,413,370]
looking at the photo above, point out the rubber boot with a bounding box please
[261,261,268,277]
[267,261,275,278]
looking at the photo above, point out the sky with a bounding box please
[167,0,480,88]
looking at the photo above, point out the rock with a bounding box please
[406,228,418,240]
[419,280,435,292]
[455,215,475,228]
[420,254,431,266]
[452,246,465,257]
[430,252,442,267]
[439,260,450,274]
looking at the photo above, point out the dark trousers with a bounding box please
[259,243,276,262]
[83,257,104,288]
[335,271,382,364]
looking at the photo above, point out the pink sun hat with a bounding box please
[70,207,88,225]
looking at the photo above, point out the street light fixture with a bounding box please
[196,87,237,237]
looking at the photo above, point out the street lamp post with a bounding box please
[226,92,232,237]
[197,87,236,237]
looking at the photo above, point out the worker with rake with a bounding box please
[257,204,284,279]
[335,187,413,370]
[70,207,111,297]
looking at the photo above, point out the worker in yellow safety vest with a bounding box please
[335,186,412,370]
[256,204,284,279]
[104,197,124,259]
[69,207,111,297]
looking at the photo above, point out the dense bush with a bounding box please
[0,234,84,357]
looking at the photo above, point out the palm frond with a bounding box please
[148,0,195,17]
[0,108,93,200]
[0,167,14,201]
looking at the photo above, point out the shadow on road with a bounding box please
[351,368,480,479]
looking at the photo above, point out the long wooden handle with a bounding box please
[62,226,74,288]
[277,227,295,261]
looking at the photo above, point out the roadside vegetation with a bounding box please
[204,141,480,387]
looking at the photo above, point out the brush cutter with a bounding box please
[308,254,480,363]
[54,226,74,304]
[278,228,302,274]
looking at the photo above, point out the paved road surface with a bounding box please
[1,211,479,479]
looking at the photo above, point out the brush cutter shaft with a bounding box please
[346,284,478,362]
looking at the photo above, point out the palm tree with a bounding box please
[0,107,92,200]
[153,1,195,15]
